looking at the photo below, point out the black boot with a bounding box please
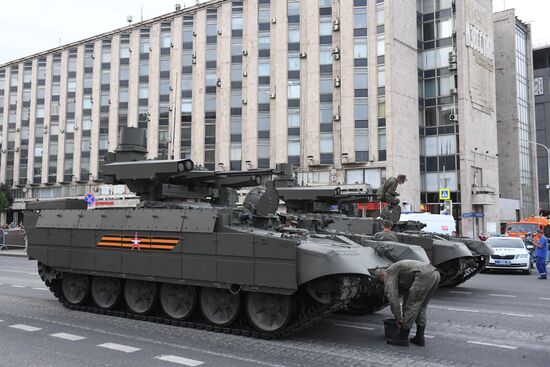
[410,325,425,346]
[387,327,410,346]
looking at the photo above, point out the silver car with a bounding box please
[485,237,531,275]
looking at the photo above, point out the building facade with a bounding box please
[0,0,500,235]
[533,45,550,215]
[494,9,538,222]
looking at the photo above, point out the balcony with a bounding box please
[472,185,496,205]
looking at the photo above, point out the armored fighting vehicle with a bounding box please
[274,181,491,288]
[24,128,392,339]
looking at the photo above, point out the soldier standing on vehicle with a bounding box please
[374,220,398,242]
[375,260,440,347]
[377,175,407,222]
[534,229,548,279]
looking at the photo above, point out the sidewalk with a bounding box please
[0,248,27,258]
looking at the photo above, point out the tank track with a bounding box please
[438,256,487,288]
[37,265,345,340]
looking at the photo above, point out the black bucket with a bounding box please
[384,318,399,339]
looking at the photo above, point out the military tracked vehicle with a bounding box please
[24,128,393,339]
[274,182,491,288]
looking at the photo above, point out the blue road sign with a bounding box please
[463,212,484,218]
[85,193,95,206]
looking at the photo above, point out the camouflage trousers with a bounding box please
[402,270,440,329]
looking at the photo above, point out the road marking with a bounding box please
[467,341,517,350]
[51,333,86,341]
[489,294,516,298]
[501,312,533,318]
[32,287,49,291]
[154,355,204,366]
[97,343,141,353]
[424,335,435,339]
[0,320,3,322]
[10,285,25,288]
[449,290,472,295]
[332,322,376,331]
[539,297,550,301]
[446,307,479,313]
[0,269,37,275]
[9,324,42,332]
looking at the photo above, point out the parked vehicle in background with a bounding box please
[399,213,456,235]
[485,237,531,274]
[505,216,550,243]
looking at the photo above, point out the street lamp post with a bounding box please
[529,141,550,213]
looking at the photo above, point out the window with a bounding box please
[288,80,300,99]
[288,108,300,128]
[258,114,270,131]
[161,32,171,48]
[288,54,300,71]
[378,99,386,119]
[67,78,76,92]
[320,78,333,95]
[83,96,92,109]
[288,28,300,43]
[101,70,110,84]
[378,131,386,150]
[354,42,368,59]
[355,130,369,151]
[258,86,270,104]
[232,15,243,30]
[376,34,385,56]
[377,66,385,88]
[288,138,300,156]
[119,87,128,103]
[319,19,332,36]
[354,70,368,90]
[160,55,170,72]
[354,98,368,121]
[437,19,452,39]
[258,33,271,49]
[424,79,436,98]
[320,133,333,153]
[354,8,367,29]
[82,116,92,130]
[438,76,453,96]
[102,48,111,63]
[320,47,333,65]
[119,65,129,80]
[139,60,149,76]
[376,5,384,25]
[320,103,333,124]
[258,61,270,77]
[139,84,149,99]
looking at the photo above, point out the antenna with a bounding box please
[141,6,144,22]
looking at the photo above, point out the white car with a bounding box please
[485,237,531,274]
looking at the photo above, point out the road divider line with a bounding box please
[154,355,204,366]
[332,322,376,331]
[446,307,480,313]
[489,294,516,298]
[9,324,42,332]
[449,290,472,295]
[10,285,25,288]
[502,312,533,318]
[32,287,50,291]
[97,343,141,353]
[539,297,550,301]
[51,333,86,341]
[424,335,435,339]
[467,340,517,350]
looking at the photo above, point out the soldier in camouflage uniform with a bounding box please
[375,260,440,346]
[373,220,398,242]
[377,175,407,222]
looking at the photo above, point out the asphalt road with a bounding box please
[0,255,548,367]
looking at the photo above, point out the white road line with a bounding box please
[32,287,50,291]
[489,293,516,298]
[501,312,533,318]
[51,333,86,341]
[154,355,204,366]
[424,335,435,339]
[467,341,517,350]
[10,285,26,288]
[332,322,376,331]
[446,307,480,313]
[0,320,3,322]
[97,343,141,353]
[539,297,550,301]
[449,290,472,295]
[9,324,42,332]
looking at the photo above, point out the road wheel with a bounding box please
[200,287,240,327]
[124,280,157,315]
[246,293,293,333]
[159,283,196,320]
[91,276,122,309]
[523,266,531,275]
[62,273,89,306]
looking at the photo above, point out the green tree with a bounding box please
[0,185,13,210]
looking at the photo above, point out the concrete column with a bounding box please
[73,45,84,180]
[171,15,183,158]
[90,40,102,178]
[191,10,206,165]
[273,0,288,165]
[243,0,258,166]
[216,2,232,168]
[56,50,68,180]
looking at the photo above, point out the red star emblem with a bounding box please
[131,232,141,251]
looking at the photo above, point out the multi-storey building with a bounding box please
[533,45,550,215]
[0,0,500,236]
[494,9,538,224]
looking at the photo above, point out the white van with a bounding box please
[399,212,456,235]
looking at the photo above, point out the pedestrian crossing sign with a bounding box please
[439,188,451,201]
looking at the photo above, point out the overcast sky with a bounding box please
[0,0,548,64]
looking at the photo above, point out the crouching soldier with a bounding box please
[375,260,440,346]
